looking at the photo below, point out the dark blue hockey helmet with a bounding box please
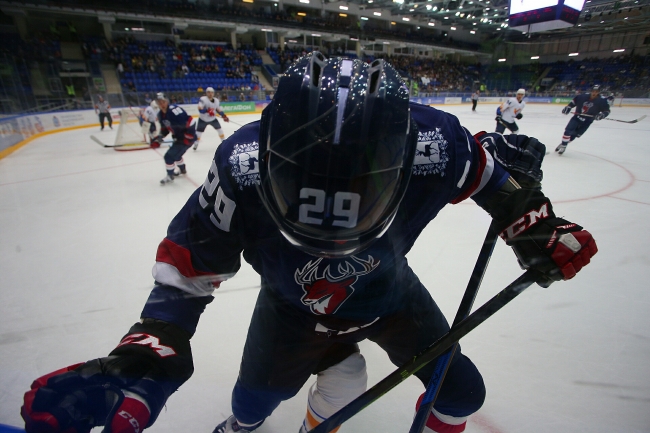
[258,52,417,258]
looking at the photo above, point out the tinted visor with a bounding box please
[267,151,401,242]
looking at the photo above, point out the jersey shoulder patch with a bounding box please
[412,127,450,177]
[224,123,261,190]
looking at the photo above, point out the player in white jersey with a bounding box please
[495,88,526,134]
[141,101,160,142]
[194,86,229,150]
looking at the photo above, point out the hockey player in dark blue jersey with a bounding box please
[556,85,611,155]
[21,54,598,433]
[152,93,198,184]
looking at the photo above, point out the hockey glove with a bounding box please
[595,112,608,121]
[495,114,503,123]
[150,135,164,149]
[476,132,545,189]
[222,114,229,122]
[22,320,194,433]
[488,188,597,287]
[516,112,523,120]
[562,106,572,115]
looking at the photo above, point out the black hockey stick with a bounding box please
[308,268,540,433]
[227,118,245,127]
[408,226,499,433]
[90,135,124,148]
[570,112,647,124]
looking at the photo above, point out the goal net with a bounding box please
[113,108,154,151]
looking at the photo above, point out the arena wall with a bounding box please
[2,98,647,160]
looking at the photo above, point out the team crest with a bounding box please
[229,142,260,189]
[294,255,379,315]
[413,128,449,176]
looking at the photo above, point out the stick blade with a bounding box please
[90,135,108,147]
[91,135,124,148]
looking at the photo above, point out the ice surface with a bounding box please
[1,104,649,433]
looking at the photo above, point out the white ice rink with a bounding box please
[1,103,649,433]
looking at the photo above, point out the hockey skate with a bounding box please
[160,174,174,185]
[555,143,567,155]
[213,415,255,433]
[193,142,199,150]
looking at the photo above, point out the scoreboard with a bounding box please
[508,0,585,33]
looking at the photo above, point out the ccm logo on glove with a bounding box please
[116,333,177,357]
[499,202,550,240]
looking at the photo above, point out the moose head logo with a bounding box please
[294,255,380,315]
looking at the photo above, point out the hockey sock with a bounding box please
[301,353,367,433]
[415,394,468,433]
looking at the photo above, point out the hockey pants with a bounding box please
[563,116,593,142]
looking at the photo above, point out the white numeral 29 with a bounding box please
[299,188,360,228]
[199,160,236,232]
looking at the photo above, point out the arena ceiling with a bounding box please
[336,0,650,39]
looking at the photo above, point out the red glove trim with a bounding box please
[109,395,150,433]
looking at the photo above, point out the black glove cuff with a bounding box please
[489,189,556,241]
[107,320,194,426]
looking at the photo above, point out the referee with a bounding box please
[95,96,112,130]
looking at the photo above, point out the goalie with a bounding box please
[141,101,160,144]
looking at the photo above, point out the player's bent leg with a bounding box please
[495,122,506,134]
[300,351,368,433]
[230,282,329,429]
[417,352,485,433]
[161,143,186,184]
[370,267,485,433]
[194,119,208,150]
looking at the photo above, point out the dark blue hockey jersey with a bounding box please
[568,94,611,122]
[143,102,510,334]
[157,104,197,145]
